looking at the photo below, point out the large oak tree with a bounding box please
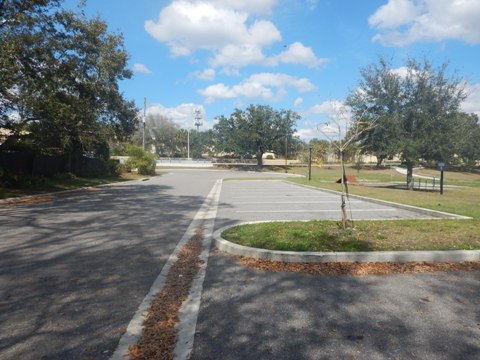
[346,57,468,188]
[1,0,137,166]
[213,104,299,167]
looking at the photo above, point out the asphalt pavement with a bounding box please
[191,251,480,360]
[1,170,478,359]
[0,170,291,360]
[188,178,479,360]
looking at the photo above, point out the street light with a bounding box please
[308,145,313,180]
[142,97,146,151]
[187,129,190,159]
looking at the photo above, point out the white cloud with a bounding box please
[269,42,330,68]
[295,127,318,140]
[202,0,278,14]
[145,1,325,72]
[209,44,269,70]
[307,100,353,138]
[369,0,420,30]
[391,66,409,78]
[309,100,346,116]
[294,97,304,107]
[369,0,480,46]
[198,73,315,103]
[146,103,212,129]
[462,83,480,118]
[192,68,216,81]
[145,1,280,57]
[132,63,152,74]
[197,83,237,103]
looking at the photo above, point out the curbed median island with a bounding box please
[214,221,480,264]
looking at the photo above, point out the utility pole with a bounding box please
[142,97,146,151]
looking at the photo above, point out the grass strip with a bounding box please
[222,220,480,252]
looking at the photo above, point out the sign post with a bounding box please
[438,162,445,195]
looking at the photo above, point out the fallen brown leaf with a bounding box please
[235,255,480,276]
[129,229,204,360]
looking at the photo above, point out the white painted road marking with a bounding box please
[236,209,397,213]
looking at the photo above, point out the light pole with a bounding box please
[187,129,190,159]
[284,134,288,173]
[142,97,146,151]
[308,145,313,180]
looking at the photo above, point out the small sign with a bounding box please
[438,162,445,171]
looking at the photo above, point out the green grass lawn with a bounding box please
[222,165,480,252]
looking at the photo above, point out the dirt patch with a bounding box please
[236,256,480,276]
[129,229,204,360]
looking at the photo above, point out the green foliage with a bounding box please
[450,113,480,169]
[213,104,300,166]
[125,145,157,175]
[107,159,122,176]
[347,57,469,186]
[0,0,138,161]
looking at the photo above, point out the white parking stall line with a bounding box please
[231,195,337,199]
[233,201,360,204]
[236,209,397,213]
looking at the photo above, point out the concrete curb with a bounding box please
[214,222,480,263]
[289,181,472,220]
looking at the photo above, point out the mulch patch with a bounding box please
[236,256,480,276]
[129,229,204,360]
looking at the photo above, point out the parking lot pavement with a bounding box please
[188,179,479,360]
[190,251,480,360]
[214,180,456,230]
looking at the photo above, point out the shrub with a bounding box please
[107,159,121,176]
[124,145,157,175]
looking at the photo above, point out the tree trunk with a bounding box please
[376,155,385,167]
[406,161,414,190]
[256,153,263,168]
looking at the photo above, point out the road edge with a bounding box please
[110,179,222,360]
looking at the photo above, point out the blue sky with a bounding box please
[64,0,480,140]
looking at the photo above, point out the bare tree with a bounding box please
[317,102,377,229]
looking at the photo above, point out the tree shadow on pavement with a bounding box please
[191,250,480,360]
[0,182,207,360]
